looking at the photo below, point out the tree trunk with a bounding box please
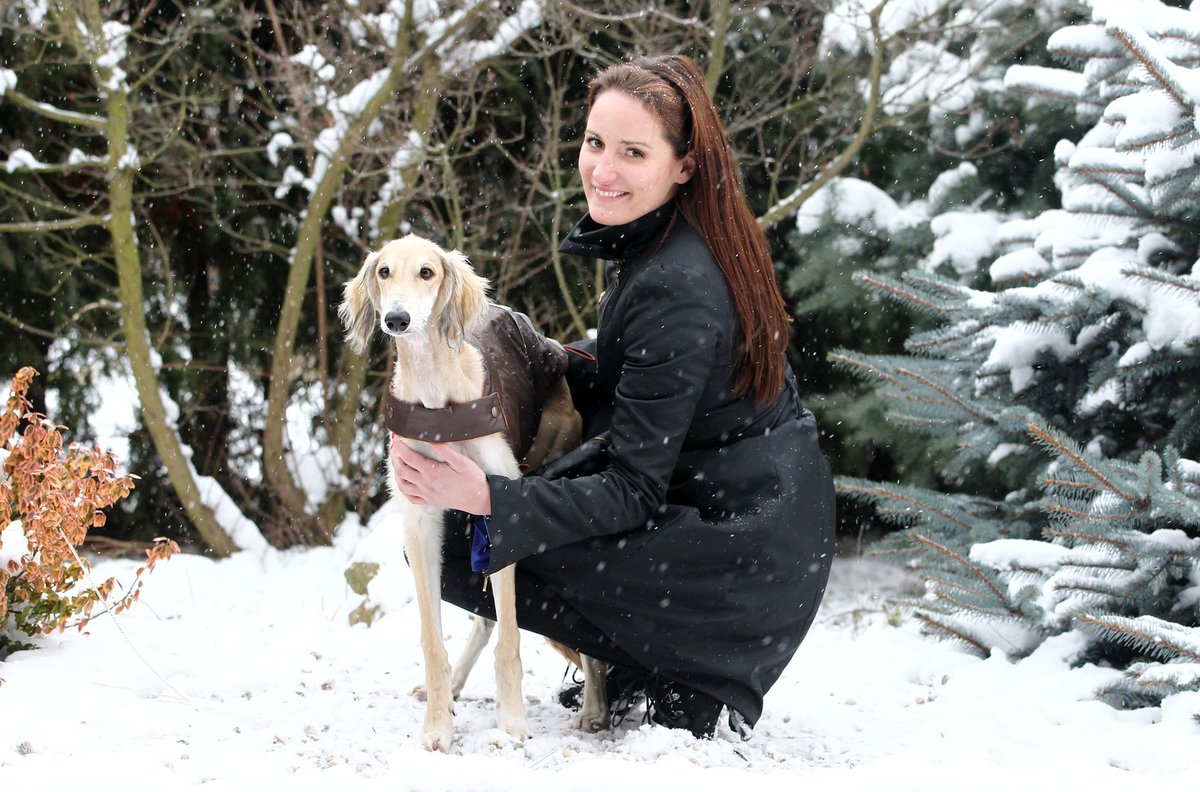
[260,63,408,543]
[82,1,238,556]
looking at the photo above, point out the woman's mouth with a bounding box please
[593,188,628,199]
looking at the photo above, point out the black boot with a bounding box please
[645,678,724,739]
[557,663,646,712]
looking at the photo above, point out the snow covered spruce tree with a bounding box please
[835,0,1200,710]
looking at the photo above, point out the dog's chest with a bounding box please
[392,341,485,408]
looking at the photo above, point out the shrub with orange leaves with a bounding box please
[0,367,178,644]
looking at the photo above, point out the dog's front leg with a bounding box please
[405,513,455,752]
[489,564,531,740]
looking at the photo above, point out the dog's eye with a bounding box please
[419,266,434,280]
[378,266,390,279]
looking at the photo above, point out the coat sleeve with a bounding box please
[481,258,728,573]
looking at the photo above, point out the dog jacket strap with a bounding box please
[384,391,507,443]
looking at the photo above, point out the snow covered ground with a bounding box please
[1,517,1197,791]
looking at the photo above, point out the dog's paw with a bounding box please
[570,709,611,733]
[498,712,531,742]
[421,709,454,753]
[421,728,453,753]
[411,683,427,702]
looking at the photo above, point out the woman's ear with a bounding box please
[675,154,696,185]
[339,251,381,354]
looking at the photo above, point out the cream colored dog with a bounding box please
[340,234,582,751]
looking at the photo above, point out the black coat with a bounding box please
[479,206,836,725]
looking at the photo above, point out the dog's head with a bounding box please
[339,234,489,354]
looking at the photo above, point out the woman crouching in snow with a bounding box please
[393,54,836,738]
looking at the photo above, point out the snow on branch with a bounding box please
[1047,23,1123,61]
[441,0,543,74]
[1005,64,1090,104]
[1106,12,1197,109]
[2,86,107,130]
[1079,613,1200,662]
[1096,0,1200,42]
[1103,91,1191,150]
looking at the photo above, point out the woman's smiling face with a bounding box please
[579,90,694,226]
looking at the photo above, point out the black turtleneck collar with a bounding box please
[558,202,675,261]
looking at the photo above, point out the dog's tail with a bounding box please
[546,638,583,669]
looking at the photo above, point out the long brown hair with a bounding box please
[587,55,791,404]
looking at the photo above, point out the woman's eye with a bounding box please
[586,136,602,149]
[419,266,434,280]
[625,148,644,159]
[378,266,390,279]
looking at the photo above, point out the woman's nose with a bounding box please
[592,154,617,182]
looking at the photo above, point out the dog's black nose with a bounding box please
[384,310,411,334]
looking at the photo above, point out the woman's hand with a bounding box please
[390,437,493,516]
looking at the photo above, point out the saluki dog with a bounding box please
[339,234,584,751]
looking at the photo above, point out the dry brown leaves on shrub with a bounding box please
[1,367,178,637]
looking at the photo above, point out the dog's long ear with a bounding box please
[434,248,490,348]
[339,251,381,354]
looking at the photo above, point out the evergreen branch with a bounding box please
[1119,347,1200,374]
[909,533,1018,613]
[1027,422,1138,503]
[1107,19,1189,109]
[876,503,938,520]
[907,327,982,352]
[866,541,919,561]
[836,483,973,530]
[1044,502,1149,521]
[920,573,977,598]
[1114,126,1194,152]
[1077,172,1156,219]
[893,393,949,407]
[1045,527,1130,548]
[914,612,990,656]
[933,590,1023,619]
[1071,164,1144,179]
[1126,558,1173,600]
[897,367,994,424]
[1051,581,1127,599]
[1043,308,1113,329]
[1078,614,1200,661]
[1120,676,1190,690]
[1040,477,1105,493]
[828,353,910,390]
[900,270,972,300]
[1009,83,1104,108]
[1122,266,1200,296]
[1165,400,1200,453]
[856,272,950,313]
[1047,22,1121,57]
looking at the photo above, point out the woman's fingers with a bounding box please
[389,437,491,515]
[392,435,440,473]
[434,441,470,471]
